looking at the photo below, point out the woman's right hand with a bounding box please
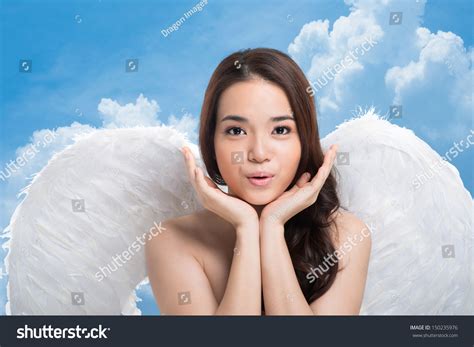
[181,146,259,230]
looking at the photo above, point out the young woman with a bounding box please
[145,48,371,315]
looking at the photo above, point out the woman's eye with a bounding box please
[273,126,291,135]
[225,127,246,136]
[225,126,291,136]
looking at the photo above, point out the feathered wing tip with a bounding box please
[321,112,473,315]
[3,125,203,315]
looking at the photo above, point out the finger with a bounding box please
[182,148,212,204]
[183,147,218,189]
[295,172,311,188]
[323,144,338,158]
[311,145,337,189]
[284,172,311,196]
[202,172,219,189]
[195,167,219,200]
[181,146,197,184]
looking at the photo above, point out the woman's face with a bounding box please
[214,78,302,207]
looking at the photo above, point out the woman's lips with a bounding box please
[247,176,274,187]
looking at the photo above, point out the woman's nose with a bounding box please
[248,137,270,163]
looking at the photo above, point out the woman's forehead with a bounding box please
[217,80,291,122]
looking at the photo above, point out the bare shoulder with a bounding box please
[146,211,206,259]
[162,211,208,244]
[144,210,226,314]
[145,210,227,266]
[309,209,372,314]
[333,209,371,238]
[330,209,372,263]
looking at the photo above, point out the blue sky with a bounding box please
[0,0,472,315]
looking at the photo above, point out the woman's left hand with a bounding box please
[260,144,338,227]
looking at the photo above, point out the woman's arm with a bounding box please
[146,220,261,315]
[260,221,314,315]
[260,213,371,315]
[215,222,261,315]
[151,146,262,314]
[257,144,338,315]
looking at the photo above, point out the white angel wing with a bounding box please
[321,110,473,315]
[4,111,472,315]
[3,126,204,315]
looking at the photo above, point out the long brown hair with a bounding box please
[199,48,341,307]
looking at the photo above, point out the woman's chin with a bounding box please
[238,190,278,206]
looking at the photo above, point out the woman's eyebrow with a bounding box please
[220,114,295,123]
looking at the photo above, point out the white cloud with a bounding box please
[287,0,471,143]
[288,1,384,113]
[288,19,331,71]
[167,113,199,143]
[319,96,340,112]
[97,94,199,142]
[98,93,161,128]
[385,27,472,109]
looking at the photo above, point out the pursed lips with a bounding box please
[245,171,275,178]
[245,172,275,186]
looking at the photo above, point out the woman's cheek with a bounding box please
[280,144,301,186]
[216,149,242,185]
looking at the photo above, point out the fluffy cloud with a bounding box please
[287,19,332,71]
[385,27,472,111]
[99,94,161,128]
[167,113,199,143]
[98,93,199,142]
[288,1,384,112]
[287,0,472,144]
